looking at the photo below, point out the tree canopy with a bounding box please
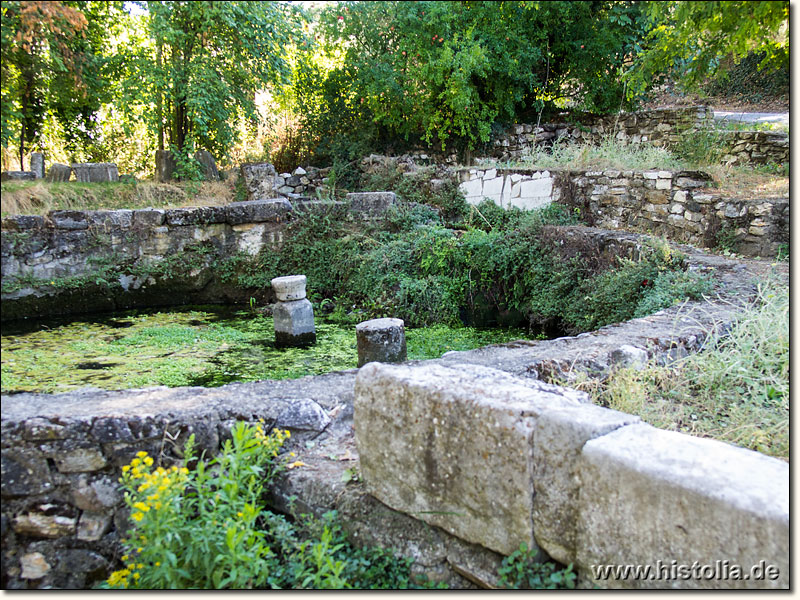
[0,0,790,175]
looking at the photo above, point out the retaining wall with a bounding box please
[456,167,788,257]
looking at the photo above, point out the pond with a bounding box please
[1,305,527,394]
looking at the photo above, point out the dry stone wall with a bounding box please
[718,130,789,166]
[456,167,787,257]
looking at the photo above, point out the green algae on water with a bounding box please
[1,306,527,394]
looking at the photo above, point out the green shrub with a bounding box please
[497,543,577,589]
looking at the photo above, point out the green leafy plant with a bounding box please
[497,543,577,589]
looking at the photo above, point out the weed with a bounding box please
[497,543,576,589]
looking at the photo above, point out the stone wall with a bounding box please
[0,200,292,321]
[456,167,788,257]
[489,106,713,161]
[718,130,790,166]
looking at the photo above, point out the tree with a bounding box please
[1,1,92,168]
[124,1,305,174]
[287,1,646,157]
[624,1,789,98]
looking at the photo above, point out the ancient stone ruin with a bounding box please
[271,275,316,348]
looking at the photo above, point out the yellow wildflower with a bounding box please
[287,461,307,469]
[132,512,144,521]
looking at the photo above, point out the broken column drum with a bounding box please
[271,275,316,348]
[356,318,407,367]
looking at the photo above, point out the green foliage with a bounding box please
[284,1,646,160]
[119,1,307,162]
[498,544,577,589]
[626,1,789,98]
[100,423,444,589]
[705,50,789,104]
[672,127,725,166]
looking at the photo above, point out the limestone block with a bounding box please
[45,163,72,182]
[240,162,277,201]
[672,190,687,203]
[14,512,77,538]
[459,178,483,203]
[643,171,659,180]
[483,168,497,180]
[30,152,45,179]
[354,362,587,556]
[520,177,553,199]
[276,398,331,432]
[54,448,108,473]
[71,163,119,183]
[482,177,504,204]
[271,274,307,301]
[20,553,51,579]
[576,424,789,589]
[669,203,684,215]
[500,176,512,207]
[194,149,219,180]
[356,318,407,367]
[532,403,640,565]
[655,178,672,190]
[77,511,112,541]
[226,198,292,225]
[1,170,36,181]
[273,298,316,347]
[154,149,177,182]
[293,166,307,176]
[346,192,397,216]
[1,449,54,497]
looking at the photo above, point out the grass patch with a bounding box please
[511,135,688,172]
[577,272,788,460]
[0,180,234,217]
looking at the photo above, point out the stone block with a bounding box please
[54,448,107,473]
[276,399,331,432]
[356,318,407,367]
[273,298,316,347]
[642,171,659,180]
[459,178,483,203]
[533,403,640,565]
[482,176,504,203]
[354,362,587,557]
[77,511,112,541]
[346,192,396,217]
[225,198,292,225]
[1,171,36,181]
[30,152,45,179]
[271,274,307,301]
[154,149,177,182]
[194,149,219,180]
[20,552,51,579]
[655,178,672,190]
[293,166,307,176]
[71,163,119,183]
[519,177,553,199]
[49,210,88,230]
[576,424,789,589]
[1,450,54,497]
[14,511,77,539]
[240,162,277,201]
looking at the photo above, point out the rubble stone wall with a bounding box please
[456,167,787,257]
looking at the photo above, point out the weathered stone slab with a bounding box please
[194,149,219,180]
[354,362,587,556]
[43,163,70,183]
[356,318,406,367]
[71,163,119,183]
[346,192,396,217]
[225,199,292,225]
[576,423,789,589]
[154,149,177,183]
[30,152,45,179]
[241,162,277,201]
[532,403,640,566]
[1,171,36,181]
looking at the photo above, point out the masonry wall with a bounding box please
[456,167,788,257]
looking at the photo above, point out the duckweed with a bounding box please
[1,305,526,394]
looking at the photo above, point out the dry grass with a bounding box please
[0,180,236,217]
[704,165,789,199]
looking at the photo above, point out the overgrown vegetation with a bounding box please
[0,179,235,216]
[103,422,568,589]
[576,272,788,460]
[101,423,443,589]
